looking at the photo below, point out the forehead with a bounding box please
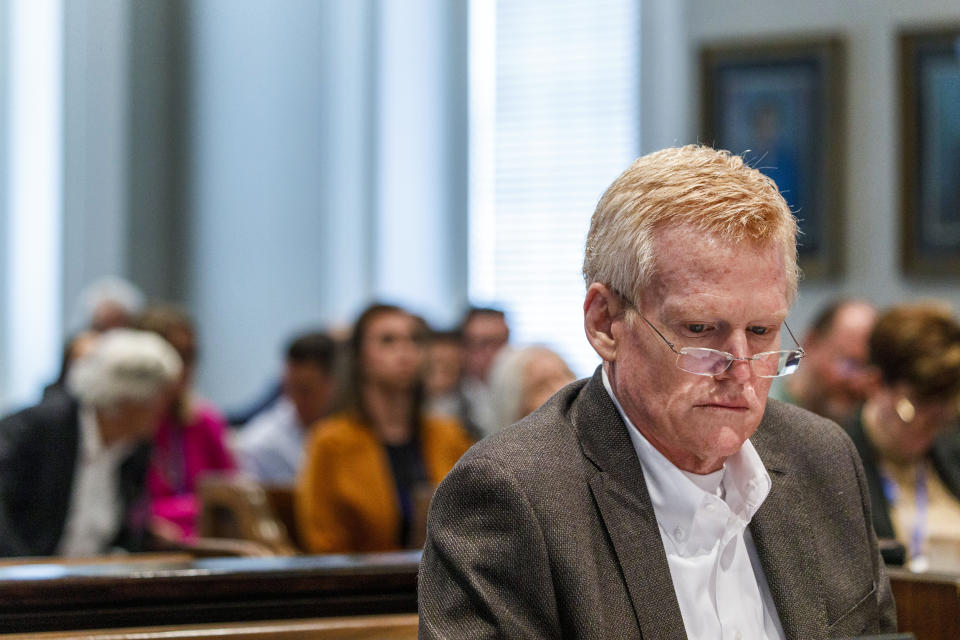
[464,314,507,336]
[826,304,876,338]
[286,360,329,378]
[645,226,789,319]
[366,311,415,335]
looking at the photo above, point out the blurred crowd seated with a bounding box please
[0,278,576,561]
[1,277,959,572]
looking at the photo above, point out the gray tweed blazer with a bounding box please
[419,367,896,639]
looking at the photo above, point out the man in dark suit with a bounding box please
[0,329,181,558]
[419,146,896,638]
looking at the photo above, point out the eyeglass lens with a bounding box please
[676,349,803,378]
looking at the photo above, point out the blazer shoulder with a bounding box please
[756,398,858,468]
[0,394,78,440]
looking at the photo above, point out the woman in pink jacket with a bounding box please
[140,304,236,541]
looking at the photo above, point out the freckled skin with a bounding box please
[604,226,789,474]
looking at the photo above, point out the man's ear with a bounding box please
[584,283,622,362]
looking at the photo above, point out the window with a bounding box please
[2,0,63,411]
[468,0,640,376]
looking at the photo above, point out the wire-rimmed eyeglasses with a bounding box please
[618,293,805,378]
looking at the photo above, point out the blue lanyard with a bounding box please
[880,462,928,558]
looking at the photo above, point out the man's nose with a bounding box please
[724,358,754,383]
[719,332,753,382]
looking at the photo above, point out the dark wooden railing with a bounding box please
[3,614,419,639]
[2,553,957,637]
[0,551,420,634]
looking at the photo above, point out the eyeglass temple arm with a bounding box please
[638,314,684,355]
[783,321,805,355]
[613,288,683,355]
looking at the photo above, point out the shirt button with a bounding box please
[673,527,685,542]
[705,502,717,513]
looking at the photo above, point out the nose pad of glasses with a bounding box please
[725,357,755,381]
[679,350,731,376]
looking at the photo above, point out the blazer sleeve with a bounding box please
[0,411,40,556]
[419,454,562,640]
[844,427,898,632]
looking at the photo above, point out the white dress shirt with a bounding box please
[235,397,307,484]
[602,369,785,640]
[57,407,133,557]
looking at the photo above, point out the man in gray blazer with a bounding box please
[419,145,896,639]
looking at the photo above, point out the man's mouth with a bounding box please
[697,401,750,411]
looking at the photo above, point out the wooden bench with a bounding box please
[199,476,299,555]
[889,567,960,640]
[0,552,420,633]
[2,614,418,639]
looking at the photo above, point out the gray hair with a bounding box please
[67,329,182,408]
[488,345,574,434]
[583,145,799,306]
[73,276,145,330]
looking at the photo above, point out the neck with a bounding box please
[362,383,415,445]
[94,408,128,447]
[654,441,725,474]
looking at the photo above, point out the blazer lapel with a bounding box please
[574,369,687,639]
[750,417,829,639]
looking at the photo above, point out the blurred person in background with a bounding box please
[41,330,100,401]
[424,329,465,420]
[75,275,146,333]
[296,303,473,553]
[0,330,181,557]
[138,304,237,542]
[458,306,510,437]
[487,345,576,436]
[845,302,960,571]
[235,331,339,484]
[771,298,876,424]
[41,275,146,402]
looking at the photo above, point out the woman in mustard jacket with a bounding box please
[296,304,474,553]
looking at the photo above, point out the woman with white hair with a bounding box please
[0,329,181,557]
[487,345,576,436]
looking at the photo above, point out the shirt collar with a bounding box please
[601,366,771,548]
[80,406,135,463]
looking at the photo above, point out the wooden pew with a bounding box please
[2,614,418,640]
[888,567,960,640]
[0,552,195,568]
[0,551,420,634]
[262,484,303,551]
[199,476,299,555]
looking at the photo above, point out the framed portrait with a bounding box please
[701,38,845,278]
[900,28,960,276]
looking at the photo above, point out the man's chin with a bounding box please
[697,420,761,455]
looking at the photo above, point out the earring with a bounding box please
[895,397,916,423]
